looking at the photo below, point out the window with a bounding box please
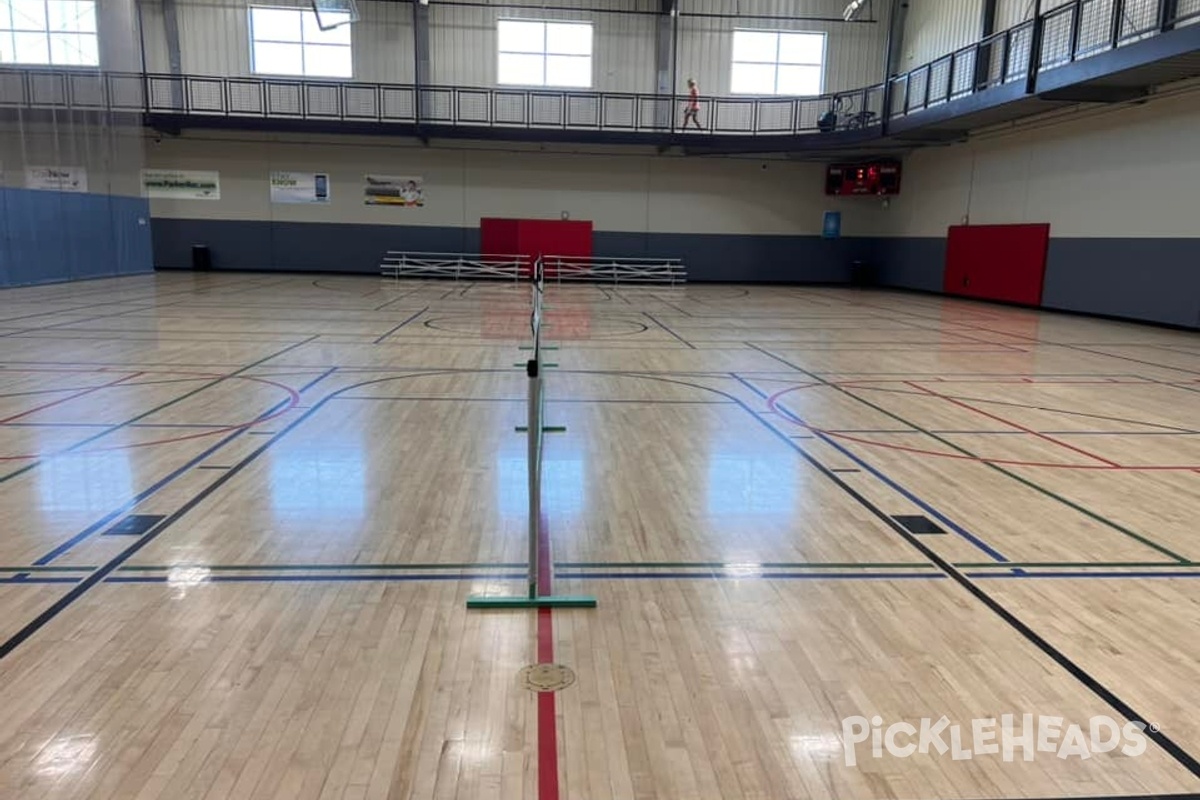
[731,30,825,95]
[0,0,98,66]
[250,5,351,78]
[497,20,591,88]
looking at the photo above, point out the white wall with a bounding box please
[140,0,888,96]
[881,87,1200,238]
[144,131,887,236]
[901,0,982,70]
[429,0,657,93]
[677,0,889,95]
[995,0,1037,30]
[144,0,416,82]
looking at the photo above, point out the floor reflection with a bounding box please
[38,452,132,513]
[270,442,366,521]
[706,453,797,518]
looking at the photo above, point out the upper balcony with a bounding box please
[0,67,889,153]
[3,0,1199,154]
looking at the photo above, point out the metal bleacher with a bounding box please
[380,252,686,285]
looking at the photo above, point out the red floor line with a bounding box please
[904,380,1124,468]
[0,372,143,425]
[536,512,560,800]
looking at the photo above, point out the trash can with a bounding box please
[192,244,211,271]
[850,259,872,287]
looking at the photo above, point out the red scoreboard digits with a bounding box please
[824,160,902,196]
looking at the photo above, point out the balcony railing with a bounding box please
[888,0,1200,117]
[2,0,1197,139]
[0,68,885,138]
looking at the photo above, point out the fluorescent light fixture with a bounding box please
[843,0,869,21]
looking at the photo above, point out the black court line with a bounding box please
[846,383,1199,434]
[639,369,1200,780]
[0,382,337,661]
[335,395,731,405]
[373,287,424,311]
[935,319,1200,378]
[102,515,166,537]
[29,367,335,567]
[373,307,430,344]
[0,336,319,486]
[648,296,694,317]
[642,312,695,348]
[746,343,1190,563]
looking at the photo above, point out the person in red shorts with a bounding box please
[681,78,703,131]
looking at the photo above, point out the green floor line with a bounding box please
[467,594,597,609]
[752,344,1191,564]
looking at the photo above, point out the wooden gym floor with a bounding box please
[0,272,1196,799]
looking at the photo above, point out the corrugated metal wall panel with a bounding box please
[996,0,1036,30]
[138,3,171,73]
[355,1,414,83]
[171,0,410,81]
[676,0,888,96]
[149,0,887,96]
[176,0,274,76]
[430,0,655,92]
[902,0,983,70]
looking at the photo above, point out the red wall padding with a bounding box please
[480,218,520,262]
[944,224,1051,306]
[480,218,593,276]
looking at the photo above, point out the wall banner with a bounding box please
[142,169,221,200]
[364,175,424,207]
[25,166,88,192]
[271,171,330,204]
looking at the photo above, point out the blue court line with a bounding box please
[558,571,943,581]
[0,576,81,584]
[32,366,338,566]
[32,411,288,565]
[968,571,1200,579]
[2,422,110,428]
[128,423,230,429]
[734,370,1009,563]
[105,573,529,584]
[730,373,768,400]
[822,429,1199,436]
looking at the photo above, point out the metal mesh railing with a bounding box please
[2,0,1194,136]
[888,0,1193,119]
[0,67,885,138]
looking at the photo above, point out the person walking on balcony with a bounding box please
[681,78,703,131]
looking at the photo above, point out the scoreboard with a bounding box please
[825,161,902,196]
